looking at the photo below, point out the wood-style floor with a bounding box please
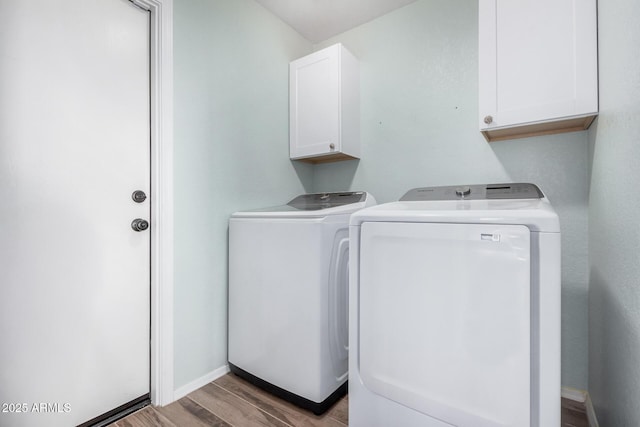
[111,373,347,427]
[561,397,590,427]
[111,373,588,427]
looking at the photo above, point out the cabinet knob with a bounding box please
[484,115,494,125]
[329,143,335,150]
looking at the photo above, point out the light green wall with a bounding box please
[313,0,590,389]
[173,0,592,393]
[588,0,640,424]
[173,0,312,389]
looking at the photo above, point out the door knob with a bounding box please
[131,218,149,232]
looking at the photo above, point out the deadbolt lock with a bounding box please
[132,190,147,203]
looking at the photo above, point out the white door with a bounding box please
[0,1,150,426]
[358,222,531,427]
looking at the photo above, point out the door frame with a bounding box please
[131,0,174,406]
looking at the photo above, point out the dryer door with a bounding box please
[358,222,531,427]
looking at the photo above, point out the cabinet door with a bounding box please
[290,46,340,159]
[479,0,598,131]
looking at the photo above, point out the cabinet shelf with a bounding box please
[482,114,597,142]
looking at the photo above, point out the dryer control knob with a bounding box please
[455,186,471,197]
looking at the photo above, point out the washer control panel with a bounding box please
[400,183,543,201]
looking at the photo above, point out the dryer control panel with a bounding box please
[400,183,543,201]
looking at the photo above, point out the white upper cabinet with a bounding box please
[479,0,598,142]
[290,43,359,163]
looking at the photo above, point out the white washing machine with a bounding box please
[349,183,561,427]
[228,191,376,414]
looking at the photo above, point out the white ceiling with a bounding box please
[255,0,419,43]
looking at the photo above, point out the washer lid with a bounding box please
[287,192,366,210]
[231,191,376,218]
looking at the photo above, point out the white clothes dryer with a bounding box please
[229,191,376,414]
[349,183,560,427]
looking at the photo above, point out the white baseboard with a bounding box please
[585,393,600,427]
[561,386,600,427]
[172,364,230,401]
[561,386,587,403]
